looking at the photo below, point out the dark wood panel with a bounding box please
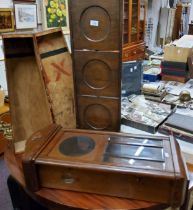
[39,164,174,204]
[69,0,123,51]
[77,96,120,131]
[73,50,121,97]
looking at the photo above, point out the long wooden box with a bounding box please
[34,30,76,128]
[3,33,53,147]
[69,0,122,131]
[23,124,188,208]
[2,29,76,152]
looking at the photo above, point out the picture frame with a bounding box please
[14,0,35,2]
[41,0,70,34]
[0,8,14,33]
[36,0,42,24]
[14,3,37,29]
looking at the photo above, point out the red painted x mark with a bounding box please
[51,59,71,82]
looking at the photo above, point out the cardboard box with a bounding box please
[164,45,193,62]
[164,35,193,62]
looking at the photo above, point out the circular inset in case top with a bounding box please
[59,136,95,156]
[80,6,110,42]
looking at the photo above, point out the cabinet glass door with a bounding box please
[103,136,166,170]
[139,0,145,40]
[123,0,129,44]
[131,0,139,42]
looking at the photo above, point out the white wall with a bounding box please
[147,0,164,50]
[146,0,191,50]
[189,1,193,23]
[0,61,8,95]
[0,0,13,8]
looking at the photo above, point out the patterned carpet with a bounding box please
[0,156,13,210]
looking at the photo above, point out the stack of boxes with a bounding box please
[161,60,189,83]
[161,35,193,83]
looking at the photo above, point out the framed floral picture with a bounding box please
[42,0,69,34]
[0,8,14,33]
[14,4,37,29]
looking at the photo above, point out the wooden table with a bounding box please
[4,143,170,210]
[0,104,10,155]
[0,104,9,114]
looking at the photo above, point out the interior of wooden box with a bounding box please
[35,31,76,129]
[36,31,65,54]
[3,37,53,143]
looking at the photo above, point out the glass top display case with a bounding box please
[23,125,187,208]
[104,136,165,170]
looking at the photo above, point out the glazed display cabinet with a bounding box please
[123,0,146,61]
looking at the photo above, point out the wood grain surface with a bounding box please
[0,110,11,155]
[4,143,170,210]
[34,29,76,129]
[2,35,53,143]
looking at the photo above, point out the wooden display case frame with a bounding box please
[122,0,146,62]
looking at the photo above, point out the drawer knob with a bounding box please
[63,175,75,184]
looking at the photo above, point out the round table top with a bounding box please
[0,108,11,155]
[4,143,169,210]
[0,104,9,115]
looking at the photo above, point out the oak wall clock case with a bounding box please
[22,124,188,208]
[69,0,123,131]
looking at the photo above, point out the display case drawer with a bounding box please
[123,42,145,61]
